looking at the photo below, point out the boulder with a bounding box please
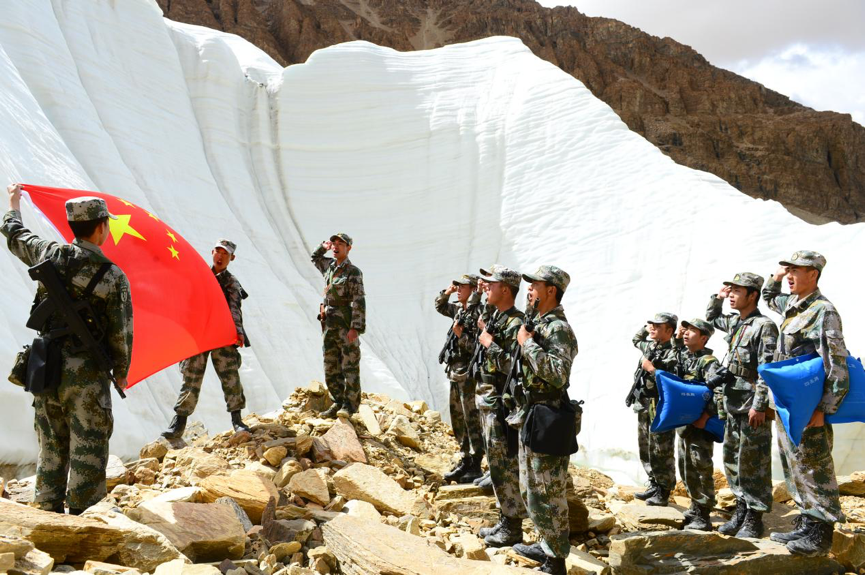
[270,541,302,562]
[715,488,736,508]
[407,401,428,414]
[566,480,590,534]
[832,529,865,572]
[150,487,203,504]
[385,401,413,418]
[586,510,616,533]
[838,471,865,496]
[215,497,254,533]
[174,449,231,483]
[11,548,54,575]
[288,470,330,506]
[333,463,417,515]
[436,485,491,501]
[261,498,317,544]
[0,535,34,558]
[105,455,129,490]
[343,500,382,523]
[318,420,367,463]
[608,502,684,530]
[83,561,140,575]
[139,438,171,461]
[274,460,304,488]
[154,560,221,575]
[356,405,382,436]
[423,411,442,424]
[772,480,791,503]
[244,461,278,481]
[200,470,280,523]
[0,552,15,572]
[130,501,246,562]
[452,533,487,560]
[565,547,610,575]
[264,447,288,467]
[387,416,421,449]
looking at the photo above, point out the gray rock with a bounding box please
[215,497,255,533]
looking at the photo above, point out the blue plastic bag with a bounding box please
[652,370,723,442]
[827,356,865,424]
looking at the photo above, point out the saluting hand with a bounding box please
[322,240,333,251]
[7,183,22,211]
[444,284,457,295]
[717,285,731,299]
[773,266,787,282]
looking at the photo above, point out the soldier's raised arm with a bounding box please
[632,325,652,354]
[2,184,63,267]
[435,284,459,319]
[706,286,737,333]
[311,240,334,275]
[762,267,790,315]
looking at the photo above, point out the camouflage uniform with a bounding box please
[2,198,133,511]
[174,241,248,417]
[706,272,778,513]
[435,275,483,458]
[632,315,680,493]
[476,268,526,521]
[518,266,578,560]
[312,234,366,411]
[763,252,847,525]
[673,319,723,509]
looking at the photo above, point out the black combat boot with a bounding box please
[479,512,507,538]
[231,411,251,433]
[47,502,65,514]
[718,498,747,535]
[634,480,658,501]
[336,404,352,418]
[320,403,340,419]
[512,542,546,563]
[684,505,712,531]
[444,456,470,482]
[484,516,523,547]
[769,514,811,543]
[67,508,84,516]
[683,500,700,521]
[457,456,483,484]
[161,414,188,439]
[786,519,834,556]
[645,486,670,507]
[539,557,567,575]
[735,509,764,539]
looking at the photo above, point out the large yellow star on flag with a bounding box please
[108,214,146,245]
[168,245,180,260]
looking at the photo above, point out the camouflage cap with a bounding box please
[483,266,521,289]
[647,312,678,328]
[522,265,571,293]
[779,250,826,272]
[681,318,715,337]
[214,239,237,255]
[64,197,117,222]
[723,272,764,290]
[479,264,503,277]
[452,274,479,287]
[330,232,353,246]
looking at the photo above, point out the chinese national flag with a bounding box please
[20,184,237,387]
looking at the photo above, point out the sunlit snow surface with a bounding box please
[1,0,864,482]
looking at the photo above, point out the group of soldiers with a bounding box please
[632,253,847,557]
[435,265,578,575]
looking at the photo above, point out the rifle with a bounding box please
[625,346,660,408]
[468,309,495,383]
[27,260,127,399]
[504,299,536,410]
[438,312,468,365]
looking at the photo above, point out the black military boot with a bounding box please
[735,509,764,539]
[539,557,567,575]
[320,403,340,419]
[336,404,353,418]
[718,498,747,535]
[161,415,187,439]
[684,505,712,531]
[769,514,811,543]
[47,502,65,514]
[484,516,522,547]
[645,486,670,507]
[444,455,470,482]
[457,456,483,484]
[231,411,251,433]
[479,512,507,538]
[786,519,834,556]
[634,480,659,501]
[512,542,546,563]
[683,500,700,521]
[68,508,84,516]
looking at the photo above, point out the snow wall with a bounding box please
[1,0,864,484]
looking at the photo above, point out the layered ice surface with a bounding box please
[1,0,864,482]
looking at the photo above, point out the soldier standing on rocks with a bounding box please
[668,318,723,532]
[706,272,778,538]
[435,274,484,483]
[764,251,847,556]
[631,313,680,506]
[474,267,527,548]
[471,266,500,489]
[2,184,133,514]
[311,233,366,419]
[163,239,252,439]
[511,266,578,575]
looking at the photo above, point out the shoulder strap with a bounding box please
[83,263,112,298]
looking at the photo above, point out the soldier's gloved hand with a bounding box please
[347,329,359,343]
[7,183,21,211]
[717,285,731,299]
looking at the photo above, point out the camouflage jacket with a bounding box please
[434,291,480,370]
[214,268,247,344]
[706,295,778,414]
[2,209,134,381]
[311,245,366,333]
[763,279,849,414]
[674,346,722,417]
[632,327,679,390]
[521,305,578,400]
[478,306,524,403]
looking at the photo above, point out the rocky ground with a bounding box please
[1,382,864,575]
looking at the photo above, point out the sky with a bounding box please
[538,0,865,126]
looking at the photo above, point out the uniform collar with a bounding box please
[788,288,823,313]
[332,257,352,271]
[72,238,106,258]
[537,304,566,321]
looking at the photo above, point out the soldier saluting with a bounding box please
[311,233,366,418]
[2,184,132,514]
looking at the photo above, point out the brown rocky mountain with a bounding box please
[158,0,865,223]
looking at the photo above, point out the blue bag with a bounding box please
[826,356,865,424]
[652,370,723,442]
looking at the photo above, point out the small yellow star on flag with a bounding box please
[168,245,180,260]
[166,230,177,243]
[119,199,134,207]
[108,214,146,245]
[147,211,160,221]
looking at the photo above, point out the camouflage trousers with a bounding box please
[449,372,483,457]
[519,440,570,559]
[723,413,773,512]
[33,379,113,510]
[322,327,361,411]
[637,407,676,491]
[776,419,844,524]
[477,397,526,519]
[676,426,716,508]
[174,345,246,416]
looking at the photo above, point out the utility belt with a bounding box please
[523,385,563,404]
[728,362,758,381]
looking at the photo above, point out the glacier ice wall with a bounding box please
[1,0,864,483]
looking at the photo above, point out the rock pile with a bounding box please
[2,381,865,575]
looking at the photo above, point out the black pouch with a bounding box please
[521,394,580,456]
[26,337,62,395]
[9,345,30,387]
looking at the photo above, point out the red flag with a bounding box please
[19,184,236,387]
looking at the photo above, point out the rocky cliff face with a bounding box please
[157,0,865,224]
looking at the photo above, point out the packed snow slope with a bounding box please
[1,0,864,483]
